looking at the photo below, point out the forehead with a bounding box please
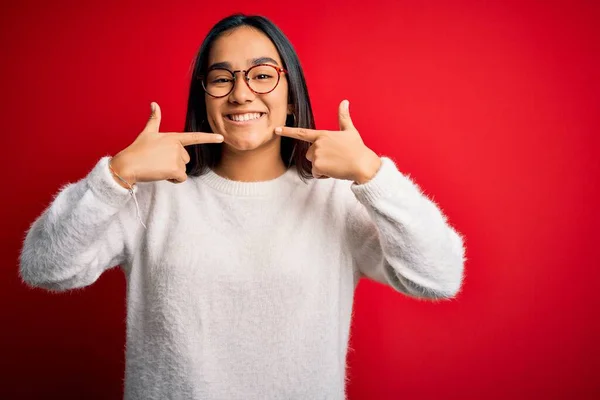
[208,26,282,67]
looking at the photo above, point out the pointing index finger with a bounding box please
[275,127,320,143]
[172,132,225,146]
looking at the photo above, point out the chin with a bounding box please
[223,131,274,152]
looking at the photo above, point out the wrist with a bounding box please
[353,150,382,184]
[109,155,137,188]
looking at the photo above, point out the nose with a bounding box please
[228,70,255,104]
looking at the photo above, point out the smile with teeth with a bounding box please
[226,112,265,122]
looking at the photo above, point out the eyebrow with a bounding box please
[208,57,280,71]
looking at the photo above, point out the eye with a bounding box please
[251,74,275,82]
[210,78,233,84]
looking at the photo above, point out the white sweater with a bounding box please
[19,155,465,400]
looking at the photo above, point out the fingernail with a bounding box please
[151,102,156,112]
[345,100,350,110]
[275,127,283,133]
[216,135,224,141]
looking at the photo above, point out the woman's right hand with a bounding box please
[109,102,223,186]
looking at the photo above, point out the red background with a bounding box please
[1,0,598,398]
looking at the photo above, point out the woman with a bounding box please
[19,14,465,400]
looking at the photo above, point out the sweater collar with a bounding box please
[196,167,301,197]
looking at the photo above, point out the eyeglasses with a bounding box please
[198,64,288,98]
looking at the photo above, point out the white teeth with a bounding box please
[228,113,263,122]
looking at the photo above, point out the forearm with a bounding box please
[19,157,137,291]
[349,157,466,299]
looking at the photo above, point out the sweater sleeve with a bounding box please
[19,156,145,292]
[345,157,466,300]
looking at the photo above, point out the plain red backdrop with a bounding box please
[1,0,598,398]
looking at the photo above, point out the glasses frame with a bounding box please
[198,63,288,98]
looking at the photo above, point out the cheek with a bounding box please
[205,99,218,118]
[205,99,224,131]
[267,90,289,124]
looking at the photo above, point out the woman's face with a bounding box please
[205,26,290,152]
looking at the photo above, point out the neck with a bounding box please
[213,137,287,182]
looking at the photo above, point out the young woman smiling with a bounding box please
[20,14,466,400]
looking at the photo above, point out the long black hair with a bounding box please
[184,14,315,180]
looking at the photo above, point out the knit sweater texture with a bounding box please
[20,155,465,400]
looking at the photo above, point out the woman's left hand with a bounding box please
[275,100,382,184]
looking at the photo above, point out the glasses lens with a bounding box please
[247,65,279,94]
[204,69,233,97]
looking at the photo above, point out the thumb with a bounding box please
[144,102,161,133]
[338,100,355,131]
